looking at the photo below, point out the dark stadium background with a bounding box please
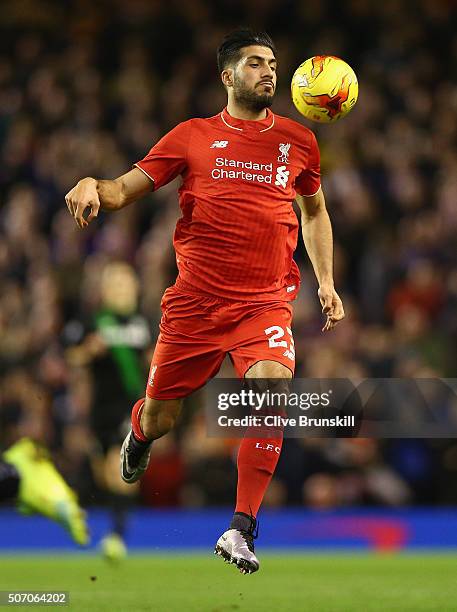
[1,0,457,548]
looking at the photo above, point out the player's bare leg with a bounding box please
[120,396,182,483]
[215,360,292,574]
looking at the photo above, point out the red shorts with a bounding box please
[146,286,295,400]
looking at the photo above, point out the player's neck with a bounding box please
[226,101,268,121]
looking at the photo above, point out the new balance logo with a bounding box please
[275,165,290,189]
[211,140,229,148]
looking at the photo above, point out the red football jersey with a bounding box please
[135,107,321,301]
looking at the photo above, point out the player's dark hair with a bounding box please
[217,28,276,73]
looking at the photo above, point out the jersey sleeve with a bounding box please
[134,121,191,190]
[294,131,321,197]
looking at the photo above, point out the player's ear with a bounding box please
[221,69,233,88]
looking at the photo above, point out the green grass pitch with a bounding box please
[1,553,456,611]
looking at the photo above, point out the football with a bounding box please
[291,55,358,123]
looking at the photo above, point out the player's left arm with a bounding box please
[296,187,345,332]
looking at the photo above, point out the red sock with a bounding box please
[235,431,283,517]
[131,398,148,442]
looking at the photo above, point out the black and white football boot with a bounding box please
[214,514,260,574]
[120,429,152,484]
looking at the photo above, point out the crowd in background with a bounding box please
[2,0,457,510]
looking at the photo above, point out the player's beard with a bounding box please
[232,73,274,113]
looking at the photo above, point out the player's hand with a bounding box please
[318,284,345,332]
[65,177,100,229]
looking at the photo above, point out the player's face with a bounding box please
[232,45,277,112]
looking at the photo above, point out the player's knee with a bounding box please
[245,360,293,402]
[245,360,293,380]
[245,374,291,396]
[244,366,291,416]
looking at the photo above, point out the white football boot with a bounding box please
[214,526,260,574]
[120,429,152,484]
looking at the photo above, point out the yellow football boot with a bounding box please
[4,438,89,546]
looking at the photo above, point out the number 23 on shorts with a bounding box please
[264,325,295,361]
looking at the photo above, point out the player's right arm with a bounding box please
[65,168,153,229]
[66,120,191,229]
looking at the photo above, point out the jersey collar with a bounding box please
[220,107,275,133]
